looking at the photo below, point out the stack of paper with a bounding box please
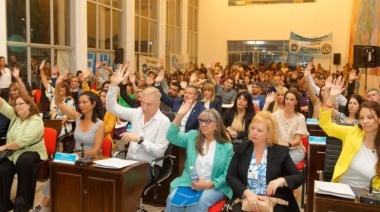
[93,158,139,169]
[315,181,356,199]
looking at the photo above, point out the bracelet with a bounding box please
[324,104,333,108]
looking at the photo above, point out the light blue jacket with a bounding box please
[166,123,233,199]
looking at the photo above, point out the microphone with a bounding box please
[360,174,380,205]
[80,143,85,159]
[368,174,380,195]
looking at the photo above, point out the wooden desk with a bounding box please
[315,188,380,212]
[50,160,147,212]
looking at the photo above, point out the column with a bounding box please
[157,0,166,60]
[74,0,87,72]
[181,0,188,56]
[124,0,135,71]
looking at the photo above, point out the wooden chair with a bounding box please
[37,102,50,113]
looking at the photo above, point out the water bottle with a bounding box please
[189,166,199,182]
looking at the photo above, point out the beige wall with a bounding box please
[198,0,353,71]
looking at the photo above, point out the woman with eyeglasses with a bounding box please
[0,93,47,211]
[165,106,233,211]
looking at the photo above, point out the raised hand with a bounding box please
[11,68,20,80]
[190,72,197,83]
[122,62,129,73]
[155,69,165,84]
[56,70,68,86]
[39,60,46,71]
[348,69,357,83]
[265,92,276,103]
[96,61,102,69]
[110,65,129,86]
[325,75,333,89]
[206,61,213,70]
[329,75,345,98]
[304,62,312,77]
[83,68,92,80]
[177,100,193,115]
[129,74,136,84]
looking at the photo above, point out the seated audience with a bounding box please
[332,94,363,124]
[165,108,232,211]
[223,91,255,142]
[319,76,380,189]
[272,89,308,164]
[226,111,303,212]
[0,94,47,211]
[251,82,266,112]
[366,88,380,104]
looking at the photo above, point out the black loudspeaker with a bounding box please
[353,45,376,68]
[376,47,380,67]
[114,48,124,64]
[333,53,341,65]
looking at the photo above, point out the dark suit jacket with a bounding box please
[222,108,255,139]
[201,98,222,114]
[226,141,304,212]
[156,84,205,132]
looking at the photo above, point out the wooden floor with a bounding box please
[10,178,304,212]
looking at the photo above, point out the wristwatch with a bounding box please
[138,136,144,145]
[288,142,291,147]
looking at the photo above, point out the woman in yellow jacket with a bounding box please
[318,76,379,189]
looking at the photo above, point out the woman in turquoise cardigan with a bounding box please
[165,102,233,212]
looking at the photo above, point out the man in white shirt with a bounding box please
[106,67,170,185]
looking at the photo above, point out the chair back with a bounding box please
[43,119,62,138]
[102,137,112,157]
[162,111,176,122]
[323,137,342,182]
[302,137,309,155]
[159,144,174,178]
[44,127,57,159]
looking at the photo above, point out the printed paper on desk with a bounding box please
[93,158,139,169]
[315,181,356,199]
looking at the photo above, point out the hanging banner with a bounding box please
[289,32,332,57]
[138,55,163,75]
[169,53,189,73]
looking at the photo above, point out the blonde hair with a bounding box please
[273,87,288,112]
[141,87,161,101]
[250,111,279,146]
[202,83,215,102]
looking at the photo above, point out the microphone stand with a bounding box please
[360,174,380,205]
[75,143,93,166]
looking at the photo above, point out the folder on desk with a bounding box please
[315,181,356,199]
[93,158,139,169]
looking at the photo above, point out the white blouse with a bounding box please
[194,140,216,182]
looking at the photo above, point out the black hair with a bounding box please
[284,88,302,113]
[344,94,364,118]
[79,91,103,123]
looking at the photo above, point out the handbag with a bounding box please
[59,123,75,153]
[232,196,288,212]
[0,149,15,162]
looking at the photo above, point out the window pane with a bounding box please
[113,10,121,49]
[99,6,111,49]
[6,0,27,42]
[194,9,198,32]
[168,0,174,25]
[7,46,28,82]
[175,0,181,27]
[150,0,157,20]
[98,0,110,6]
[188,6,193,31]
[141,0,148,17]
[135,18,139,52]
[54,0,70,46]
[168,27,174,52]
[150,21,157,54]
[112,0,123,9]
[174,28,181,54]
[135,0,140,15]
[140,18,148,52]
[30,0,51,44]
[55,49,72,75]
[87,2,97,48]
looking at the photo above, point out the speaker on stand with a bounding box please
[333,53,341,73]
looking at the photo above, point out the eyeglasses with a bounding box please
[15,102,27,107]
[198,119,215,125]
